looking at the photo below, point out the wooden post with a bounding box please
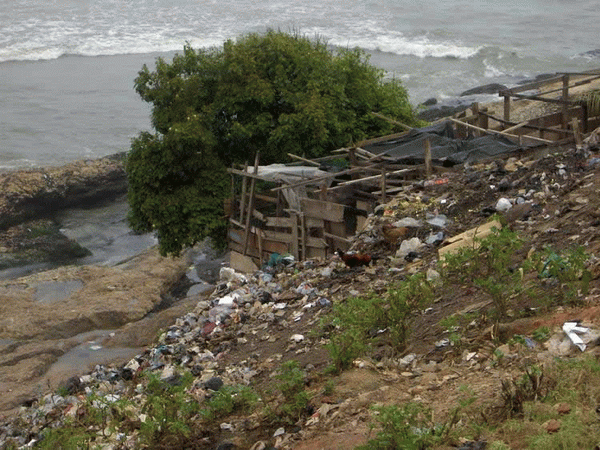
[239,161,248,222]
[562,74,569,137]
[290,211,299,260]
[381,169,387,205]
[503,94,511,123]
[242,153,260,256]
[319,182,328,202]
[299,212,306,261]
[424,138,432,177]
[471,103,479,136]
[348,147,358,167]
[572,117,583,147]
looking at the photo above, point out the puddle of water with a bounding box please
[56,196,157,267]
[44,329,143,385]
[34,279,84,304]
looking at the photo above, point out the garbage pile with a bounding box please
[2,144,600,449]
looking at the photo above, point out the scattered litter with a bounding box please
[562,321,589,351]
[392,217,423,228]
[424,178,449,187]
[426,213,448,228]
[495,197,512,212]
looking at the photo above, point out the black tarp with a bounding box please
[363,120,533,166]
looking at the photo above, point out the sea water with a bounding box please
[1,0,599,168]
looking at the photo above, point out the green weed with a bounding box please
[534,245,591,305]
[325,273,433,372]
[200,384,259,421]
[274,360,310,424]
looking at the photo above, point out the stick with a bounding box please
[448,118,555,144]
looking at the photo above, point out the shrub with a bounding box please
[326,273,433,372]
[274,360,310,423]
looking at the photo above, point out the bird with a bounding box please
[381,223,409,246]
[336,249,374,268]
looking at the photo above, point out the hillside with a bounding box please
[3,108,600,448]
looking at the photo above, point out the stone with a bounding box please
[556,403,571,415]
[543,419,561,433]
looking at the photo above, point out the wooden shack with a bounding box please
[227,150,428,271]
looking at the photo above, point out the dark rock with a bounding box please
[420,97,438,106]
[460,83,507,96]
[417,105,469,122]
[258,290,273,304]
[204,376,224,391]
[580,49,600,58]
[498,177,511,191]
[457,441,487,450]
[0,155,127,230]
[215,443,236,450]
[120,368,134,381]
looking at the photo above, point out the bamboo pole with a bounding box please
[562,74,570,136]
[327,167,418,190]
[270,163,381,192]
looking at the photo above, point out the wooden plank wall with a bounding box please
[228,196,351,266]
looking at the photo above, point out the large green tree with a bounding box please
[127,30,420,256]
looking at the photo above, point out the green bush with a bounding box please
[138,371,200,447]
[326,273,433,372]
[356,403,436,450]
[274,360,310,423]
[201,384,259,421]
[535,245,591,305]
[440,227,529,320]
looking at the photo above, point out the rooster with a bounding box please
[336,249,375,268]
[381,223,409,246]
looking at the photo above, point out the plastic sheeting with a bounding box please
[245,164,331,210]
[363,120,532,165]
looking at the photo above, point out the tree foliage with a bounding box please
[127,30,420,255]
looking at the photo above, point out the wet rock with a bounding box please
[0,154,127,230]
[460,83,507,96]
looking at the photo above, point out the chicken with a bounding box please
[336,249,373,268]
[381,223,409,246]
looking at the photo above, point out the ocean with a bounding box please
[1,0,599,169]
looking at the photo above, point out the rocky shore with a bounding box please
[0,155,223,418]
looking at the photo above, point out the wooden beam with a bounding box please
[239,161,248,222]
[326,167,420,190]
[370,111,413,131]
[449,117,555,144]
[287,153,321,166]
[270,163,382,192]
